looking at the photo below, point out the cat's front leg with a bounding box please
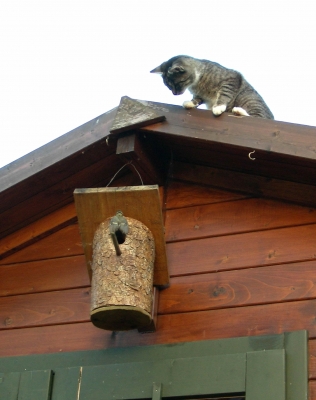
[212,79,238,116]
[183,97,203,109]
[212,104,227,116]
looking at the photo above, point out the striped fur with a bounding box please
[151,55,274,119]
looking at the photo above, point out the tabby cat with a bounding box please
[151,55,274,119]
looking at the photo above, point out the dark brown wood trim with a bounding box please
[116,133,168,185]
[172,161,316,208]
[0,107,118,193]
[141,101,316,163]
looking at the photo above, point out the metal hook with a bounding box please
[248,150,256,161]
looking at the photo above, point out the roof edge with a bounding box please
[0,107,118,192]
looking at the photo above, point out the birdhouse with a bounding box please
[74,185,169,332]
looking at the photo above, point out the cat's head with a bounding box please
[151,56,196,95]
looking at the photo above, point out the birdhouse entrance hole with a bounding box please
[115,230,126,244]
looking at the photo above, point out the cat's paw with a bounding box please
[212,104,227,116]
[183,100,196,109]
[232,107,249,116]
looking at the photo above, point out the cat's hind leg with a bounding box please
[232,107,249,116]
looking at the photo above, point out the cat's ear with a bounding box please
[150,62,166,74]
[168,65,185,74]
[150,66,162,74]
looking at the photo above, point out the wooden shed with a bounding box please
[1,96,316,399]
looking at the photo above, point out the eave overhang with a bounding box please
[1,96,316,243]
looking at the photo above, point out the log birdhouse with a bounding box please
[90,216,155,330]
[74,186,169,332]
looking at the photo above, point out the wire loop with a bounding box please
[106,161,144,187]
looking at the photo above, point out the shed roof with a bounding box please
[1,96,316,243]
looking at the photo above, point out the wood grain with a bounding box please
[3,260,316,331]
[0,108,117,212]
[3,203,315,273]
[165,138,316,187]
[0,108,117,192]
[109,96,166,134]
[0,154,124,239]
[0,288,90,330]
[309,380,316,400]
[165,198,316,242]
[310,340,316,379]
[116,133,169,185]
[0,171,145,262]
[165,180,250,209]
[171,161,316,208]
[0,256,89,296]
[167,224,316,276]
[159,261,316,314]
[0,203,77,259]
[145,100,316,154]
[0,224,83,265]
[90,217,155,330]
[1,299,316,357]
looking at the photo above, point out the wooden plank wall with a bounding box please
[1,162,316,397]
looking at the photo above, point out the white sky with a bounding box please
[1,0,315,168]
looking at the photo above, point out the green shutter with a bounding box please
[0,330,308,400]
[51,367,81,400]
[0,370,53,400]
[246,350,286,400]
[0,372,20,400]
[78,353,246,399]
